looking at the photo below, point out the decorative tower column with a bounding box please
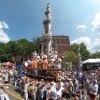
[40,3,52,54]
[43,3,52,34]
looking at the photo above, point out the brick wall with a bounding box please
[52,36,70,54]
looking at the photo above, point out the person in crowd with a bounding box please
[68,80,74,98]
[24,77,30,100]
[62,85,70,100]
[28,79,38,100]
[42,56,48,76]
[46,82,57,100]
[73,78,79,95]
[37,79,45,100]
[55,56,62,69]
[13,73,18,87]
[40,82,47,100]
[89,79,98,100]
[33,57,39,76]
[74,90,83,100]
[4,72,9,84]
[83,78,89,99]
[56,81,64,100]
[18,78,25,97]
[98,81,100,100]
[32,51,37,59]
[0,74,10,100]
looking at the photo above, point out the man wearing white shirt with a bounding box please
[46,82,57,100]
[56,82,64,99]
[24,78,30,100]
[89,79,98,100]
[0,75,10,100]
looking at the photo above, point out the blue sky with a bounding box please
[0,0,100,53]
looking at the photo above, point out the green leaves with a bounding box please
[71,43,90,61]
[0,37,40,62]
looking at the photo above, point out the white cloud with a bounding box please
[91,12,100,31]
[71,37,91,49]
[89,39,100,53]
[0,21,9,29]
[0,21,10,43]
[92,0,100,3]
[76,24,86,30]
[71,37,100,53]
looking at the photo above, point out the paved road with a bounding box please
[7,83,24,100]
[8,90,23,100]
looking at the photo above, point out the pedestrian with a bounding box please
[83,78,89,99]
[0,74,10,100]
[89,79,98,100]
[3,72,9,84]
[24,78,30,100]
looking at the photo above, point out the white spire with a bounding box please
[43,3,52,34]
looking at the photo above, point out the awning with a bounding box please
[82,58,100,64]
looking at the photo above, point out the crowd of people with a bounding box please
[0,50,100,100]
[23,50,62,76]
[14,68,100,100]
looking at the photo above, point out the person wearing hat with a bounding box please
[42,56,48,76]
[89,79,98,100]
[33,57,39,76]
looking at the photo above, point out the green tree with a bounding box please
[0,38,41,62]
[62,51,77,69]
[70,43,79,54]
[5,41,20,61]
[90,51,100,58]
[79,43,90,61]
[71,43,90,61]
[32,37,41,53]
[15,39,35,61]
[0,42,6,56]
[64,51,77,63]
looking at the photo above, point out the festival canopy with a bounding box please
[8,62,15,66]
[2,62,15,67]
[82,58,100,64]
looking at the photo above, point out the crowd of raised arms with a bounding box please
[0,51,100,100]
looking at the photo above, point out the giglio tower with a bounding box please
[40,3,52,54]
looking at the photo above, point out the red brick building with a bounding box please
[52,35,70,54]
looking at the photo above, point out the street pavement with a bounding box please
[7,83,24,100]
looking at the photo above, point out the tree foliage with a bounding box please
[64,51,77,63]
[90,51,100,58]
[0,37,99,64]
[71,43,90,61]
[32,37,41,53]
[0,37,40,62]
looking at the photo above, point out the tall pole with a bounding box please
[77,46,82,71]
